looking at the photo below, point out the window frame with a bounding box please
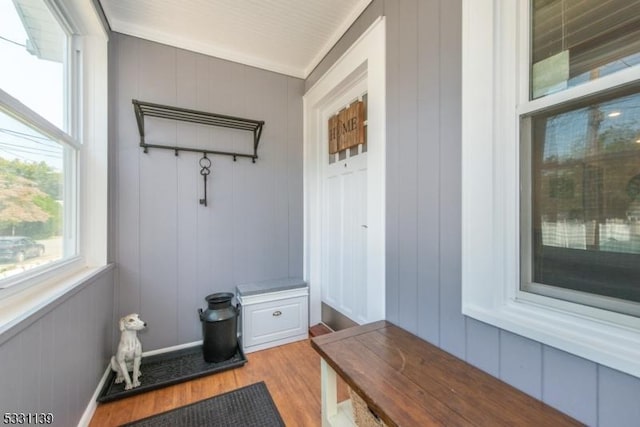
[462,0,640,378]
[0,88,82,295]
[0,0,108,332]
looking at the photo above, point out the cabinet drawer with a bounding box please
[242,296,307,348]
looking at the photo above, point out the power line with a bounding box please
[0,129,61,149]
[0,141,62,156]
[0,35,26,48]
[0,128,55,142]
[0,148,29,162]
[0,143,62,160]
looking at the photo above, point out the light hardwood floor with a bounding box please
[89,339,347,426]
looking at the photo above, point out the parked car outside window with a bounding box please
[0,236,45,263]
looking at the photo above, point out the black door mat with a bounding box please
[121,381,285,427]
[97,345,247,403]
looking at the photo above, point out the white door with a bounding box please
[322,121,368,323]
[304,17,386,327]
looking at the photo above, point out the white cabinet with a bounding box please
[236,278,308,353]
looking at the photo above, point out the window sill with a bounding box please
[0,263,114,345]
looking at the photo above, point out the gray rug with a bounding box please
[121,382,285,427]
[98,345,246,403]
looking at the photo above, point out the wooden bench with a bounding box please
[311,320,582,427]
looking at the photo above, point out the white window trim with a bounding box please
[0,0,108,337]
[462,0,640,378]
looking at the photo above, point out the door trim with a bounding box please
[303,17,386,325]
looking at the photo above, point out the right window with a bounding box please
[462,0,640,380]
[521,0,640,316]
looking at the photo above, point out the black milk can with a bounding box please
[198,292,238,362]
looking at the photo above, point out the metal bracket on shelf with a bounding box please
[132,99,264,206]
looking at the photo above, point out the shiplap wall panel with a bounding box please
[437,0,466,360]
[0,269,114,426]
[598,366,640,427]
[174,51,200,342]
[465,318,500,377]
[306,1,640,425]
[287,78,304,277]
[113,33,304,350]
[138,147,179,350]
[383,0,400,328]
[499,329,543,400]
[176,151,200,342]
[138,38,180,350]
[39,314,55,413]
[114,34,142,317]
[395,0,419,335]
[195,55,236,305]
[18,323,39,412]
[0,336,19,412]
[542,346,598,424]
[235,67,289,284]
[51,296,73,427]
[416,0,441,344]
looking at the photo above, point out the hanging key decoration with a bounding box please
[199,154,212,207]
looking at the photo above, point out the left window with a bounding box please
[0,0,78,288]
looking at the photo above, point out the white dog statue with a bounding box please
[110,313,146,390]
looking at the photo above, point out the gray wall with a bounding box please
[0,267,115,427]
[111,33,304,351]
[307,1,640,426]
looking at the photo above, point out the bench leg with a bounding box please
[320,359,338,427]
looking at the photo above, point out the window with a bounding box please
[522,0,640,316]
[0,111,73,283]
[462,0,640,378]
[521,88,640,316]
[530,0,640,99]
[0,0,67,128]
[0,0,107,300]
[0,1,78,288]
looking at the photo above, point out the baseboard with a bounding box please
[78,340,204,426]
[321,303,358,331]
[143,340,202,357]
[77,366,110,427]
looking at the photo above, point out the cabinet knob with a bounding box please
[273,310,282,317]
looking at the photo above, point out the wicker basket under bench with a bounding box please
[349,388,388,427]
[311,321,582,427]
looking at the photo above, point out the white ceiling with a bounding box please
[99,0,372,78]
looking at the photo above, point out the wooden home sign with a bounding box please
[328,100,364,154]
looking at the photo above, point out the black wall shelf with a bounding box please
[132,99,264,162]
[133,99,265,207]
